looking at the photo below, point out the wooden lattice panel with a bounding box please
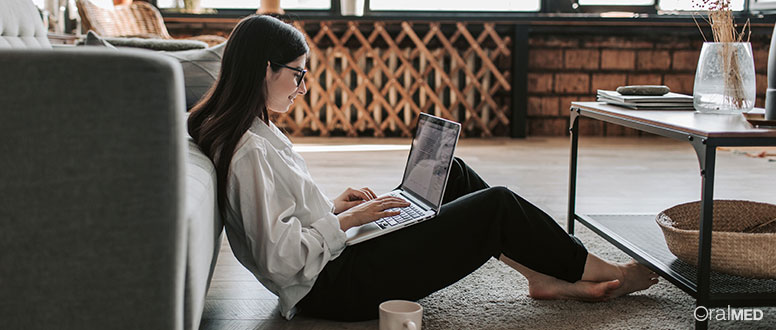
[272,21,513,137]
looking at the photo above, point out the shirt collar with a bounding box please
[249,116,293,150]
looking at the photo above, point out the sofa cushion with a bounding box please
[184,138,223,330]
[0,0,52,49]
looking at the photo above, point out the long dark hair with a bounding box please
[188,15,309,218]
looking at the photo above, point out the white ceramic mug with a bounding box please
[379,300,422,330]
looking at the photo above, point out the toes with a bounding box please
[593,280,621,301]
[602,280,621,297]
[605,279,622,290]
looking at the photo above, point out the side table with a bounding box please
[567,102,776,330]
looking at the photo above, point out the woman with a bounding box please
[188,15,658,322]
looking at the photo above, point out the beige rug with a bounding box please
[416,226,776,330]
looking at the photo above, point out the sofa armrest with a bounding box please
[0,48,187,330]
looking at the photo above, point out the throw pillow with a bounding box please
[160,43,225,110]
[103,37,208,51]
[81,30,206,51]
[83,30,117,50]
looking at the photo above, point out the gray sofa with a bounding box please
[0,1,223,329]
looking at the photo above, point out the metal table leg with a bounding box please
[568,108,580,234]
[692,140,717,330]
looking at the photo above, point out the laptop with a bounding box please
[345,113,461,245]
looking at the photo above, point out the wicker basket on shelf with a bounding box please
[656,200,776,279]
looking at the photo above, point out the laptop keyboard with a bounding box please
[374,202,427,229]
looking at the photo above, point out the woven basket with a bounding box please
[656,200,776,279]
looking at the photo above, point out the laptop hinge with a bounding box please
[399,190,432,212]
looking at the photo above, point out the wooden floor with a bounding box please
[199,136,776,330]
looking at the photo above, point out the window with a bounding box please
[156,0,330,10]
[369,0,540,12]
[151,0,761,14]
[578,0,652,4]
[751,0,776,11]
[578,0,746,11]
[660,0,745,11]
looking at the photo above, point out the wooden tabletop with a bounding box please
[571,102,776,138]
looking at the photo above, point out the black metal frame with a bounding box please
[566,104,776,330]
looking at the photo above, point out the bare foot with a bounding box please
[607,261,659,299]
[527,273,623,302]
[499,254,658,302]
[526,261,658,302]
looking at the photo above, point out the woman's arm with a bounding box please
[231,147,347,287]
[230,142,410,287]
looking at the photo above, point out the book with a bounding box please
[596,89,694,110]
[596,98,696,110]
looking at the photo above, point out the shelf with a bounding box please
[576,213,776,307]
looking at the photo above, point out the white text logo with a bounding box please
[694,306,764,322]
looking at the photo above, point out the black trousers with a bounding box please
[297,157,588,321]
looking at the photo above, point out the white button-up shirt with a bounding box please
[224,117,347,320]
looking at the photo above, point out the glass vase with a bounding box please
[693,42,756,114]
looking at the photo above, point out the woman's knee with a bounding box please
[485,186,512,199]
[450,156,464,175]
[470,186,515,212]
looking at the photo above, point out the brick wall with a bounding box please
[526,33,771,136]
[165,18,772,138]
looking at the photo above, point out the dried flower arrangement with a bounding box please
[693,0,752,109]
[693,0,750,43]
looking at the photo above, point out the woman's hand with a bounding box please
[332,187,378,214]
[337,196,410,231]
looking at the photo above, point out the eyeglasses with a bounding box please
[270,61,307,87]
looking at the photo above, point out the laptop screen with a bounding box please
[400,114,461,210]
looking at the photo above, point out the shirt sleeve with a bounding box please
[230,145,347,289]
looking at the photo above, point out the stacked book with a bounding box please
[597,89,695,110]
